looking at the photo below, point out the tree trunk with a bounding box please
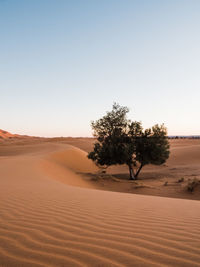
[128,165,135,180]
[135,163,143,179]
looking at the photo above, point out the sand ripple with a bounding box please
[0,145,200,266]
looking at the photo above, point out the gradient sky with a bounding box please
[1,0,200,137]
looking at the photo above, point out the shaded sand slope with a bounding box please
[0,143,200,266]
[47,146,98,173]
[42,145,98,188]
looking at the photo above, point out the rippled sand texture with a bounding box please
[0,143,200,266]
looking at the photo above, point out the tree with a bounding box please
[88,103,170,180]
[131,124,170,178]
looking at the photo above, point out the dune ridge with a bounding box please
[0,129,18,139]
[0,129,29,140]
[41,145,97,189]
[0,142,200,266]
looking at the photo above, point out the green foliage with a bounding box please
[88,103,133,166]
[91,103,130,139]
[88,103,170,179]
[134,124,170,166]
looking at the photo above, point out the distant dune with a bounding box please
[0,134,200,266]
[0,129,18,139]
[0,129,30,139]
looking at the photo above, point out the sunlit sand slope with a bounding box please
[168,142,200,165]
[0,143,200,266]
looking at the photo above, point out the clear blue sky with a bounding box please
[1,0,200,137]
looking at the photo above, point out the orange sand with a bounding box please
[0,139,200,266]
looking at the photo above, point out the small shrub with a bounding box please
[177,177,184,183]
[187,178,200,192]
[163,181,168,186]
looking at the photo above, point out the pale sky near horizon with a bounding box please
[1,0,200,137]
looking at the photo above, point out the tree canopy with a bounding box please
[88,103,170,179]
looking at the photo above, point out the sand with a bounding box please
[0,139,200,266]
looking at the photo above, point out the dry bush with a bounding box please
[177,177,184,183]
[187,178,200,192]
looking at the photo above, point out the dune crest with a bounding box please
[0,129,18,139]
[49,146,98,173]
[41,145,98,189]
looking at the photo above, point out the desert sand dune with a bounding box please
[0,141,200,266]
[0,129,17,139]
[48,146,98,173]
[42,145,97,188]
[168,143,200,165]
